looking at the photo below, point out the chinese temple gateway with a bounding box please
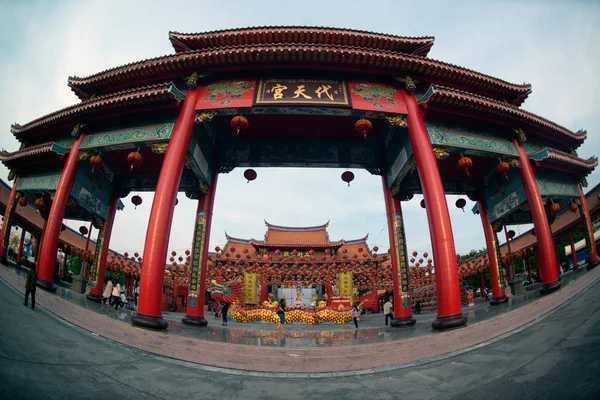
[1,27,598,331]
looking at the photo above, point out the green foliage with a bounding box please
[67,256,83,277]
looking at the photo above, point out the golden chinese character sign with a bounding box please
[392,213,411,308]
[243,272,258,303]
[337,272,353,297]
[187,210,207,306]
[255,78,350,106]
[88,228,105,288]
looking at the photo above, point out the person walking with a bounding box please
[112,280,121,311]
[221,302,230,326]
[24,262,38,310]
[415,300,421,315]
[102,278,113,305]
[133,282,139,308]
[383,299,393,326]
[483,287,490,301]
[352,304,360,329]
[277,297,287,330]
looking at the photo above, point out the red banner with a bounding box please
[195,79,256,110]
[349,81,408,114]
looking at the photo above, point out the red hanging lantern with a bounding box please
[457,156,473,177]
[341,171,355,186]
[455,198,466,212]
[496,161,510,179]
[507,230,516,240]
[570,202,579,213]
[550,203,560,215]
[354,119,373,139]
[79,226,89,236]
[420,199,426,209]
[231,115,249,135]
[175,198,179,206]
[131,195,142,209]
[90,155,103,172]
[244,169,257,183]
[127,151,143,172]
[34,198,45,210]
[18,197,27,208]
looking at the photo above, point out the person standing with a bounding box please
[133,282,139,308]
[352,304,360,329]
[112,280,121,311]
[383,299,393,326]
[483,287,490,301]
[415,300,421,315]
[24,262,38,310]
[277,297,287,330]
[102,278,113,305]
[221,302,230,326]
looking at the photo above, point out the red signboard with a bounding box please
[195,79,256,110]
[349,81,408,114]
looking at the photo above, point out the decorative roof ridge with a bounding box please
[342,234,369,245]
[249,239,345,248]
[539,148,598,169]
[264,219,330,231]
[11,82,181,137]
[168,26,435,44]
[224,232,251,244]
[0,142,54,162]
[421,84,586,142]
[67,44,531,103]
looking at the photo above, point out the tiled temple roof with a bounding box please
[420,85,587,148]
[0,143,54,163]
[169,27,435,56]
[249,240,345,249]
[11,83,183,139]
[531,148,598,175]
[67,43,531,104]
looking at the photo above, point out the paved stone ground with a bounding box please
[0,263,599,375]
[1,266,599,399]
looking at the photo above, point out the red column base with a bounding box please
[490,295,508,306]
[36,278,56,293]
[390,316,417,327]
[587,257,600,271]
[182,316,208,327]
[432,313,467,331]
[540,280,561,296]
[131,314,169,330]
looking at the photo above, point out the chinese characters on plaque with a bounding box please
[255,78,350,106]
[393,214,411,296]
[188,210,207,300]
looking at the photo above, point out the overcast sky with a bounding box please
[1,0,599,258]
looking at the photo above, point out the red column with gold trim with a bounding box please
[382,175,416,326]
[513,138,560,294]
[182,171,218,326]
[132,86,201,330]
[478,200,508,305]
[0,177,19,261]
[578,184,599,269]
[37,134,86,291]
[87,195,120,301]
[404,87,466,330]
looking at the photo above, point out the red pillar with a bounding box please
[503,226,513,281]
[0,177,19,261]
[261,283,268,303]
[37,133,86,292]
[382,175,416,326]
[404,87,466,330]
[182,171,218,326]
[132,86,202,330]
[326,284,332,306]
[513,138,560,294]
[80,222,93,276]
[568,232,577,269]
[528,257,533,282]
[478,201,507,305]
[17,228,26,262]
[578,184,599,269]
[87,195,119,302]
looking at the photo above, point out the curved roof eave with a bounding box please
[66,44,531,104]
[419,84,586,147]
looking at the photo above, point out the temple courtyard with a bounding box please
[1,261,599,399]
